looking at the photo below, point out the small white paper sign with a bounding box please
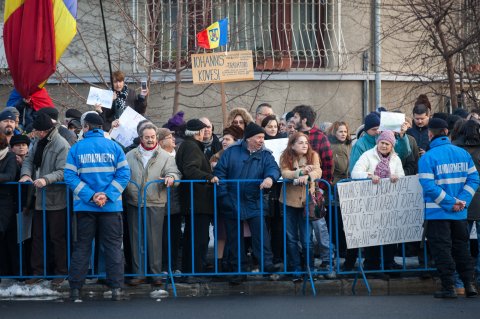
[110,107,146,147]
[86,86,114,109]
[471,223,478,239]
[264,138,288,167]
[379,111,405,133]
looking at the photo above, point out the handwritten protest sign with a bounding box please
[109,107,146,147]
[86,86,114,109]
[191,50,254,84]
[379,111,405,133]
[337,175,424,249]
[264,138,288,167]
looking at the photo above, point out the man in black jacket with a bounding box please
[175,119,218,278]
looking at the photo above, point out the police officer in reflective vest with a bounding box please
[418,118,479,298]
[64,113,130,301]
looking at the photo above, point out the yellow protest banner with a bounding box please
[191,50,254,84]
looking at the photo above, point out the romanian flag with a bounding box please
[196,18,228,49]
[3,0,77,98]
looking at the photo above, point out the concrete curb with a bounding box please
[52,276,440,298]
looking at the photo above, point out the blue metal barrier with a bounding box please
[0,178,442,297]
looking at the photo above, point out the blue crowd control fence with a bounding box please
[0,179,441,296]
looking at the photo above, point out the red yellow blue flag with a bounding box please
[3,0,77,98]
[196,18,228,49]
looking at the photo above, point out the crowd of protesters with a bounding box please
[0,78,479,300]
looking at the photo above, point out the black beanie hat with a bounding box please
[428,118,448,130]
[37,107,59,121]
[244,122,265,139]
[65,108,82,120]
[84,113,104,126]
[9,134,31,147]
[364,112,380,131]
[33,113,54,131]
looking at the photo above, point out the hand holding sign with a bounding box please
[379,112,405,133]
[87,87,114,109]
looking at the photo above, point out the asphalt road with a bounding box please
[0,295,479,319]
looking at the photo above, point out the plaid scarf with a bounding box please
[374,148,392,178]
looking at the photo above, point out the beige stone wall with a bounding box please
[0,0,453,135]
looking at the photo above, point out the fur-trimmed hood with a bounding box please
[226,107,254,126]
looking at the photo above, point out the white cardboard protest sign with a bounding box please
[379,111,405,133]
[264,138,288,167]
[337,175,424,249]
[86,86,114,109]
[109,107,146,147]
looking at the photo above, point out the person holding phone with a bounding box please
[95,71,148,131]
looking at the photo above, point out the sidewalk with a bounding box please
[0,274,441,299]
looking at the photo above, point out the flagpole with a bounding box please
[99,0,114,88]
[221,43,228,127]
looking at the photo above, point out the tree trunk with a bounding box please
[436,20,457,112]
[445,55,457,112]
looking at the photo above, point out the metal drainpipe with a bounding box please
[363,51,369,118]
[374,0,381,110]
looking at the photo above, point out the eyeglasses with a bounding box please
[257,113,272,117]
[232,120,244,125]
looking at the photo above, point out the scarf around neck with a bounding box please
[113,83,129,119]
[374,147,392,178]
[33,129,53,168]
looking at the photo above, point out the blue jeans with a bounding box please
[312,218,331,262]
[225,215,274,272]
[285,206,314,271]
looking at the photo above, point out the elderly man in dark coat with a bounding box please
[175,119,218,276]
[214,122,281,275]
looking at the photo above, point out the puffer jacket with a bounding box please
[351,146,405,179]
[125,145,181,207]
[214,140,281,220]
[349,132,410,173]
[21,127,70,210]
[419,136,479,220]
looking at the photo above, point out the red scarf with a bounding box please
[140,142,157,151]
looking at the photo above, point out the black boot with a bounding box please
[464,282,478,298]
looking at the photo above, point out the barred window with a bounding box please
[152,0,346,71]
